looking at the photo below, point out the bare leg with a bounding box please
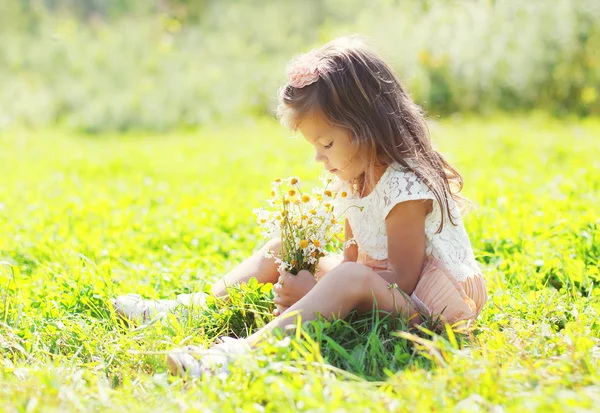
[114,238,343,322]
[209,237,283,298]
[164,260,423,378]
[113,238,285,323]
[245,262,422,347]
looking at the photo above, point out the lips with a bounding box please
[329,169,337,173]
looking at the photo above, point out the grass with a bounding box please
[0,113,598,411]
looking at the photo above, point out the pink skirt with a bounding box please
[357,250,488,330]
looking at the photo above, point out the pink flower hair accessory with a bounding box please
[287,54,321,89]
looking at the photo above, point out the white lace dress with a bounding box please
[333,161,481,283]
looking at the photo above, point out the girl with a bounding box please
[113,34,488,378]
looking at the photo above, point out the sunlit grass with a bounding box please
[0,113,598,411]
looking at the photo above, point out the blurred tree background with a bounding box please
[0,0,598,132]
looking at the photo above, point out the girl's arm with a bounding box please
[378,200,430,295]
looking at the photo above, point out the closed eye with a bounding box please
[324,141,334,149]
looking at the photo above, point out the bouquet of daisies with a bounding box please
[252,176,362,276]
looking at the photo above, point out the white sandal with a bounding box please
[166,336,251,378]
[112,292,208,324]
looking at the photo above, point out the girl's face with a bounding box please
[297,111,363,181]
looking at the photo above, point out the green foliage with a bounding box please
[0,114,598,410]
[0,0,599,132]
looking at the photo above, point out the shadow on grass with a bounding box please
[157,280,486,382]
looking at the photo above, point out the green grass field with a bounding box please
[0,114,598,411]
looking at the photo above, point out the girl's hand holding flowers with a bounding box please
[272,268,317,316]
[253,175,361,317]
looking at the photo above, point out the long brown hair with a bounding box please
[275,34,471,233]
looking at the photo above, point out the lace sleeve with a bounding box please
[381,170,436,219]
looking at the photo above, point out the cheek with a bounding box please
[339,147,357,165]
[342,139,357,159]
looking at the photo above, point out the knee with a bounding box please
[323,262,375,298]
[264,237,282,254]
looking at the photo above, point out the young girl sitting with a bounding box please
[113,34,488,378]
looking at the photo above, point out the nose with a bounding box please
[314,150,327,164]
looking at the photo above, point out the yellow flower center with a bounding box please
[300,240,309,249]
[302,194,311,203]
